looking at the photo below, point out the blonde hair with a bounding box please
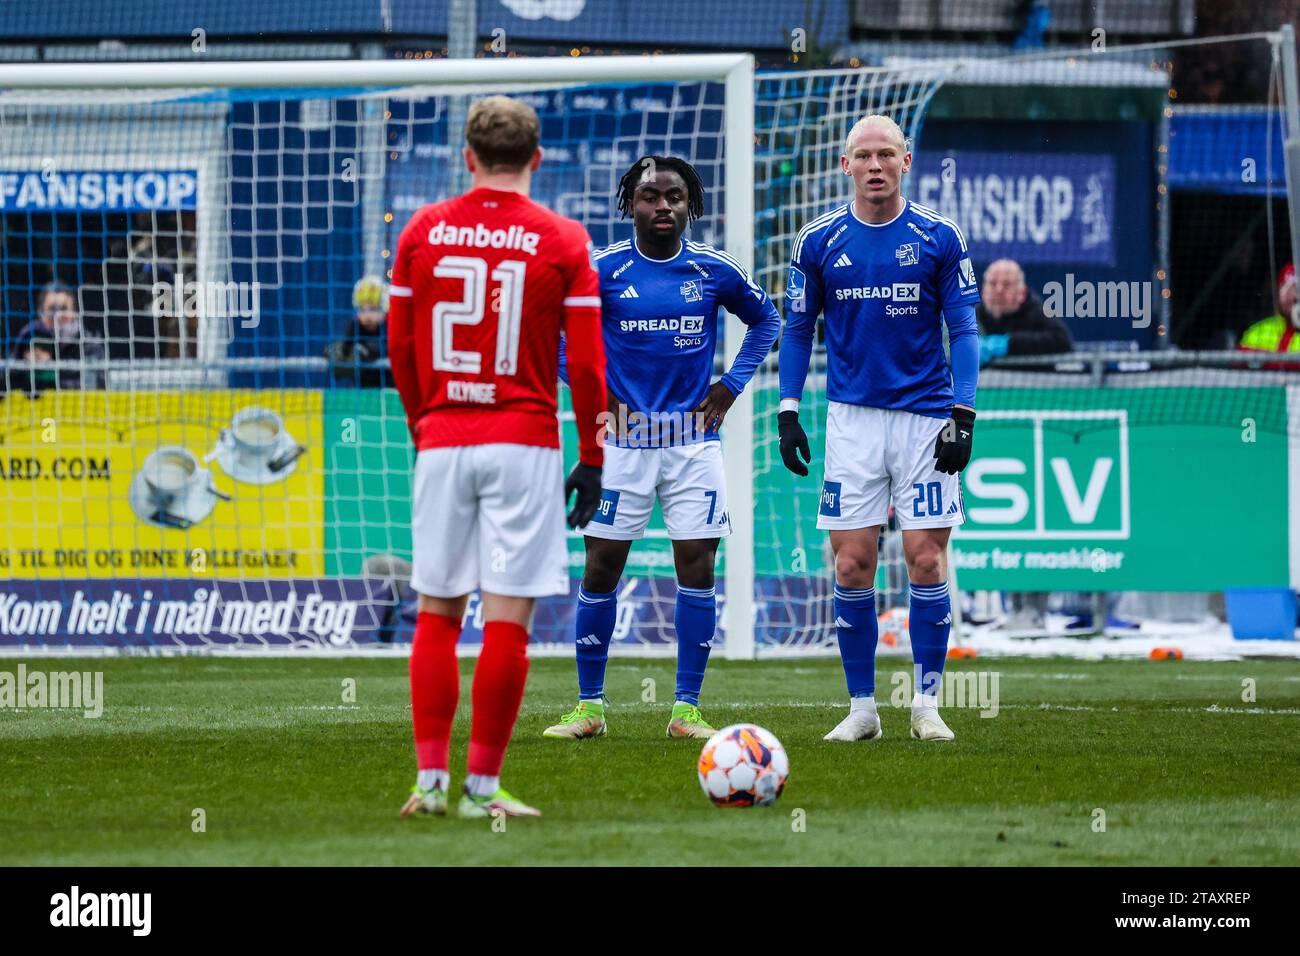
[844,114,909,155]
[465,95,541,171]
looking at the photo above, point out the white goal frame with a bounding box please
[0,54,759,658]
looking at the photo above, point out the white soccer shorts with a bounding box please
[583,441,731,541]
[410,443,569,598]
[816,402,965,532]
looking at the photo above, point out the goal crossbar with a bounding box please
[0,54,753,90]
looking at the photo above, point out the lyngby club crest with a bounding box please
[895,242,919,267]
[679,279,702,303]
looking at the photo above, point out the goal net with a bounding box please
[1,36,1297,655]
[0,53,955,653]
[747,33,1300,653]
[0,57,741,652]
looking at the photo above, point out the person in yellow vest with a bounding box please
[1239,263,1299,354]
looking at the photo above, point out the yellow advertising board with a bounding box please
[0,389,323,578]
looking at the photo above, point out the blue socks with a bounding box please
[575,583,718,707]
[909,582,952,698]
[833,584,878,698]
[574,586,617,700]
[674,585,716,706]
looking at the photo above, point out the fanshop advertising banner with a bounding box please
[0,170,198,213]
[912,151,1116,266]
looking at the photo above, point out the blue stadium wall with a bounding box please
[0,0,849,48]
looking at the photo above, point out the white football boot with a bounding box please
[910,694,955,741]
[823,698,884,741]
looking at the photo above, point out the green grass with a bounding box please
[2,656,1298,866]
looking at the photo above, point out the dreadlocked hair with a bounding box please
[616,155,706,222]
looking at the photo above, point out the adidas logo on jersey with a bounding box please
[619,286,639,299]
[576,634,602,646]
[832,253,853,268]
[946,500,959,515]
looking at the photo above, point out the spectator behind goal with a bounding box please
[8,280,106,393]
[977,258,1071,634]
[326,275,391,387]
[1238,263,1299,355]
[976,258,1073,365]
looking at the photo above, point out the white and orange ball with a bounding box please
[697,723,789,808]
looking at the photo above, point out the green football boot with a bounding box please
[399,784,448,817]
[457,787,542,818]
[542,699,607,739]
[666,702,717,739]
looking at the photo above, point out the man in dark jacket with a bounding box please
[976,259,1073,633]
[326,275,390,388]
[976,258,1073,365]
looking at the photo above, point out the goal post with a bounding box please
[722,59,756,661]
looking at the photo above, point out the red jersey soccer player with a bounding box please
[389,96,607,819]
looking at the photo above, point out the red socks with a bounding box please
[467,621,531,777]
[409,614,531,777]
[409,612,462,771]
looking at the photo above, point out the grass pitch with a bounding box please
[2,655,1297,866]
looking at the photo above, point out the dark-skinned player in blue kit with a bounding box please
[548,155,780,740]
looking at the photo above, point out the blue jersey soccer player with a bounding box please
[778,115,980,742]
[546,155,780,740]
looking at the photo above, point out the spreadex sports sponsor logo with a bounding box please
[618,314,706,349]
[427,220,541,256]
[835,282,920,302]
[618,315,705,334]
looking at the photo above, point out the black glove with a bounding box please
[778,410,811,477]
[934,406,976,475]
[324,340,353,363]
[324,340,356,383]
[564,462,603,529]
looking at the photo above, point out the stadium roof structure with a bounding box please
[864,49,1173,121]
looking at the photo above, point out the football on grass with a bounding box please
[697,723,789,808]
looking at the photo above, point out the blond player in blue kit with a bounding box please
[778,115,981,743]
